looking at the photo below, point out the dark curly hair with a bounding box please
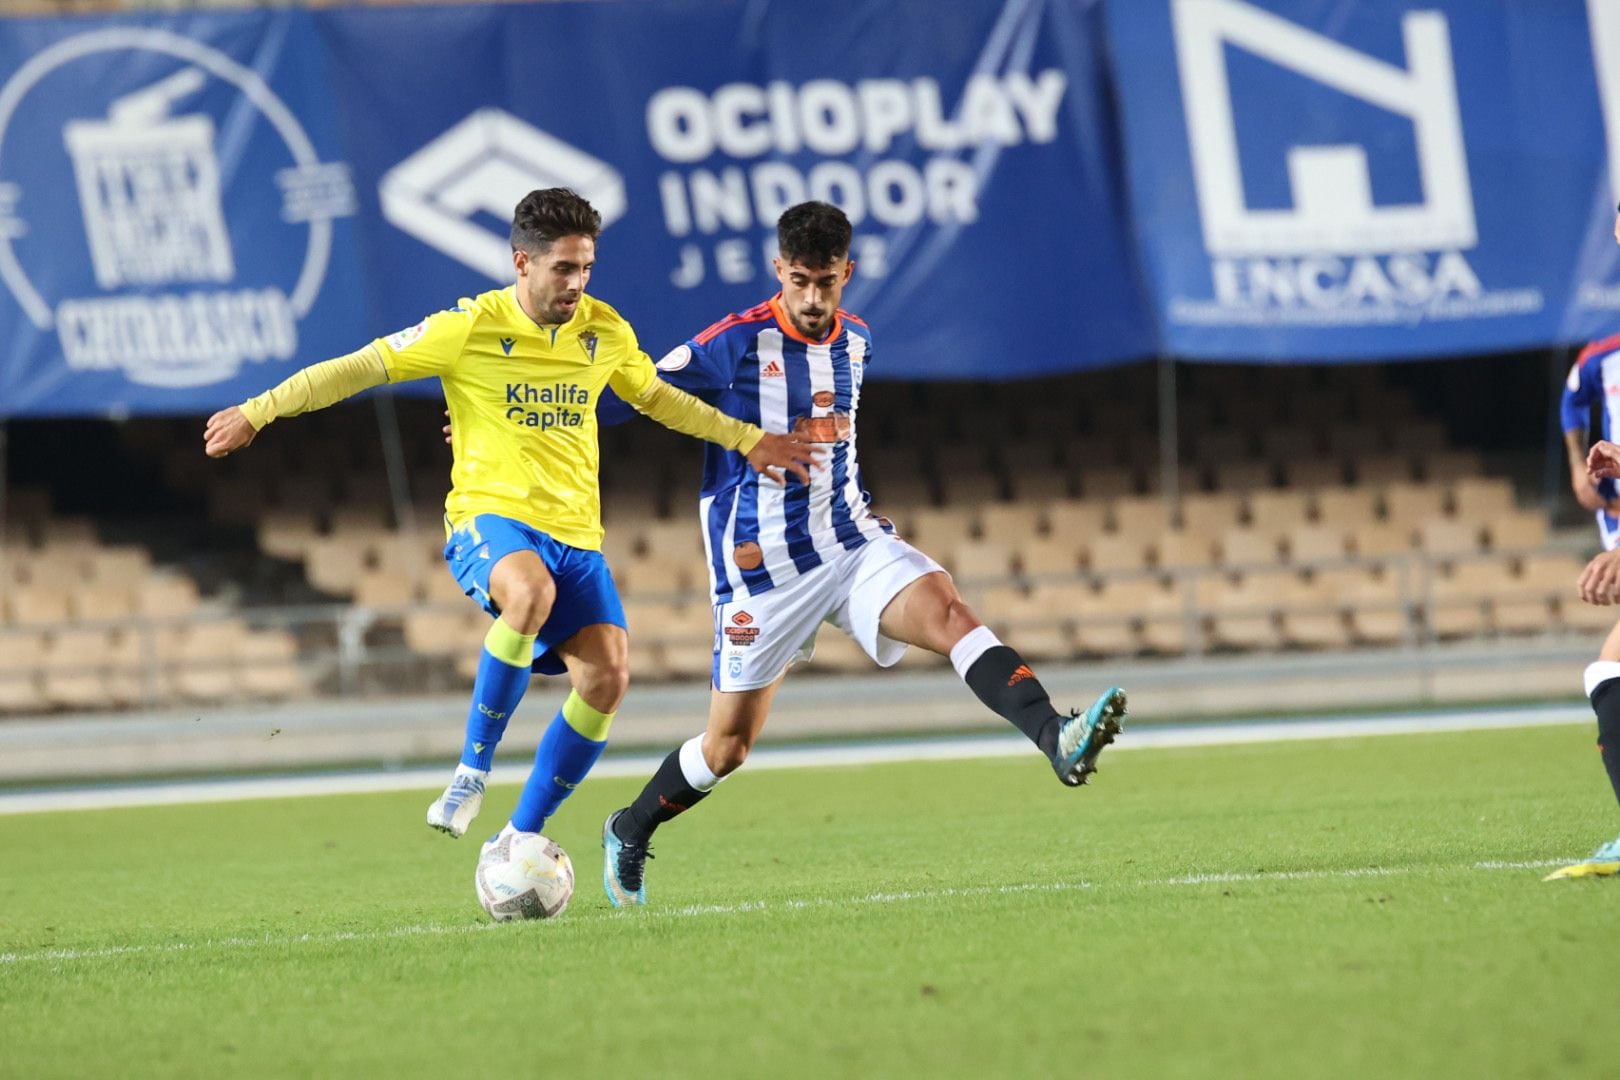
[510,188,601,253]
[777,201,852,268]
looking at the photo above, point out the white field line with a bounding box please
[0,705,1590,816]
[0,860,1579,969]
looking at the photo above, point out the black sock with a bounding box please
[615,748,711,844]
[1591,678,1620,807]
[964,645,1064,758]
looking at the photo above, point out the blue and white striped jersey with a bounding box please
[608,294,894,602]
[1562,332,1620,505]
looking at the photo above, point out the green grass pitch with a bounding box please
[2,725,1617,1079]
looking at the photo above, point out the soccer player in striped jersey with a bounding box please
[1560,335,1620,550]
[1548,437,1620,880]
[204,188,815,856]
[595,201,1127,907]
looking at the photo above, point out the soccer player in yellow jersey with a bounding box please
[203,188,815,850]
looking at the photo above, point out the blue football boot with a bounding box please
[1053,687,1127,787]
[602,809,653,908]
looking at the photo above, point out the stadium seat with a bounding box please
[303,536,372,596]
[1016,535,1083,578]
[1354,522,1415,559]
[1045,499,1107,542]
[1204,572,1286,651]
[1086,534,1152,576]
[1381,483,1446,526]
[949,540,1015,584]
[978,505,1044,548]
[1156,530,1216,571]
[41,628,115,710]
[1139,578,1193,654]
[237,629,308,701]
[1111,496,1170,538]
[1338,569,1410,645]
[0,631,48,713]
[1179,493,1243,537]
[1218,527,1280,569]
[258,507,322,560]
[7,585,72,626]
[1068,579,1145,656]
[1449,477,1516,523]
[403,608,485,658]
[1417,520,1484,558]
[86,545,152,582]
[1313,488,1378,529]
[1278,574,1351,649]
[1285,524,1349,566]
[1489,562,1558,636]
[353,570,415,609]
[617,552,699,599]
[1427,563,1498,641]
[638,519,707,561]
[1488,511,1549,552]
[1246,490,1312,538]
[173,621,247,701]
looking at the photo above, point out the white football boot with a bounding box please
[426,766,488,838]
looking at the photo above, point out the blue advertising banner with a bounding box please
[0,0,1155,417]
[0,12,367,416]
[1106,0,1613,361]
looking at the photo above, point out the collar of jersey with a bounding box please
[768,293,841,346]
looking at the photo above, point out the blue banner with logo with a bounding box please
[1107,0,1613,361]
[0,0,1153,417]
[0,12,368,417]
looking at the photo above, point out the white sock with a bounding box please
[1584,661,1620,698]
[949,625,1002,681]
[455,762,490,779]
[679,734,723,790]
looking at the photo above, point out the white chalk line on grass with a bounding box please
[0,860,1576,969]
[0,704,1590,816]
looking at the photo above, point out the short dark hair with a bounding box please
[510,188,601,253]
[777,201,852,268]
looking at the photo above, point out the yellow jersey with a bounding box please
[375,286,658,551]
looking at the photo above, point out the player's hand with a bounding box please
[1588,440,1620,482]
[1581,549,1620,605]
[443,409,452,445]
[746,431,820,486]
[203,406,257,458]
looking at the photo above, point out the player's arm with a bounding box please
[205,309,469,459]
[1562,358,1611,511]
[608,355,818,486]
[204,346,387,458]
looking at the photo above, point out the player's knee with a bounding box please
[499,576,556,632]
[706,733,752,777]
[579,659,630,714]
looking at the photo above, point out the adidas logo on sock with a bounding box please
[1007,665,1035,687]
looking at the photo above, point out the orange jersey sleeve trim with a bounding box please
[694,300,775,346]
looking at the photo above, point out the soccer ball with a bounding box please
[475,831,575,921]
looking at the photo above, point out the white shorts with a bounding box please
[711,535,945,692]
